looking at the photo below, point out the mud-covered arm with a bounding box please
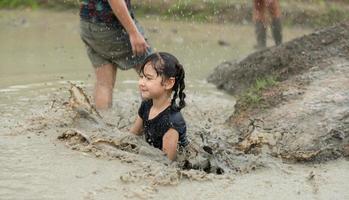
[162,128,179,161]
[130,116,143,135]
[108,0,149,56]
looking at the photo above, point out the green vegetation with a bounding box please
[133,0,349,26]
[0,0,39,9]
[0,0,78,9]
[0,0,348,27]
[239,76,278,109]
[313,4,347,27]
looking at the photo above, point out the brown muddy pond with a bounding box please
[2,9,348,200]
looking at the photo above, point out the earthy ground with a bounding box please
[1,7,348,200]
[208,21,349,162]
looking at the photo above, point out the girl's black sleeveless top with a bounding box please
[138,100,188,150]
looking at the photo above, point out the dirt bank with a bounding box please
[208,21,349,95]
[208,21,349,162]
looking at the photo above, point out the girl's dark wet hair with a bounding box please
[140,52,186,111]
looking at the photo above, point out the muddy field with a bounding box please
[1,10,349,200]
[208,21,349,163]
[2,79,349,199]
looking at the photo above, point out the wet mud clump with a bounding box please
[208,22,349,162]
[49,84,266,185]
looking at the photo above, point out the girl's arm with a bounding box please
[108,0,149,56]
[130,116,143,135]
[162,128,179,161]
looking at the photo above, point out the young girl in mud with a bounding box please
[130,52,188,161]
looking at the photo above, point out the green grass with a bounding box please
[0,0,39,9]
[1,0,348,27]
[0,0,79,9]
[241,76,278,107]
[315,5,347,26]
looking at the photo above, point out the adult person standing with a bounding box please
[253,0,282,49]
[80,0,151,110]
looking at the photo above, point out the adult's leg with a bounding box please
[267,0,282,45]
[94,63,117,110]
[253,0,267,49]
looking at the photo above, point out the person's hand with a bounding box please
[129,31,149,56]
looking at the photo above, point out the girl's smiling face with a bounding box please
[138,62,167,100]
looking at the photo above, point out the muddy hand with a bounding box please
[129,31,149,56]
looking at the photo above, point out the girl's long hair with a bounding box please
[140,52,186,111]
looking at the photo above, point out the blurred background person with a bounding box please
[253,0,282,49]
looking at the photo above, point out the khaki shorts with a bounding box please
[80,20,151,70]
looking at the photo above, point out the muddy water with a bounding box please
[2,9,348,200]
[0,10,311,90]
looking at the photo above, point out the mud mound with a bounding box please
[235,59,349,162]
[207,21,349,95]
[207,22,349,163]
